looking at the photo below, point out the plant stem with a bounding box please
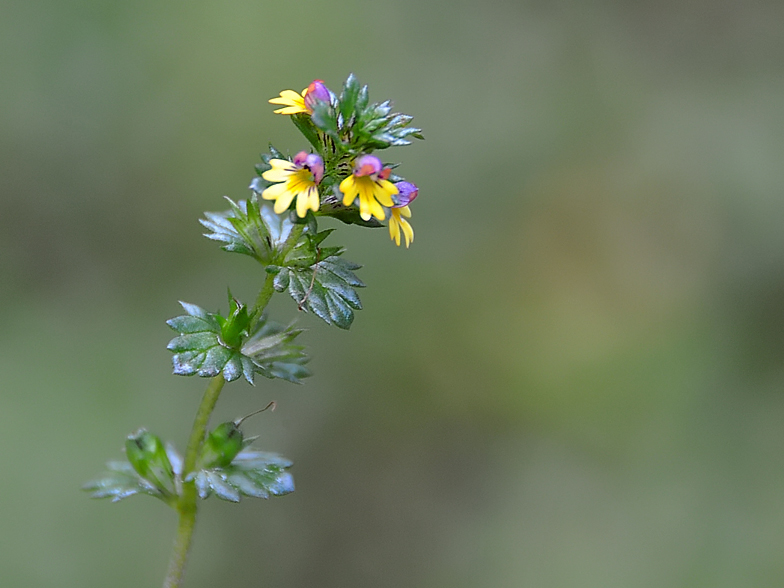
[281,222,306,261]
[162,374,225,588]
[250,272,276,329]
[162,222,305,588]
[250,222,305,329]
[282,222,306,258]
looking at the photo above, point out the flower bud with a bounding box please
[200,421,244,469]
[392,181,419,207]
[303,79,331,111]
[125,429,174,488]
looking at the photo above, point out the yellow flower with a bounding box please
[389,206,414,248]
[339,155,398,222]
[269,89,309,114]
[269,80,330,115]
[387,181,418,248]
[261,152,324,218]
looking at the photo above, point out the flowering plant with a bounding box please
[83,74,422,588]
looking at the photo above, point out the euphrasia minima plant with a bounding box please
[84,74,422,588]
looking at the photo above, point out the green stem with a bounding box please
[281,222,306,260]
[162,501,196,588]
[162,220,305,588]
[249,272,276,329]
[250,222,305,330]
[163,374,225,588]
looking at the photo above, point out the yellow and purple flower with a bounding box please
[339,155,398,222]
[388,181,418,248]
[261,151,324,218]
[269,80,331,115]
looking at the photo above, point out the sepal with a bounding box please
[317,189,385,228]
[198,405,273,469]
[125,429,175,494]
[199,421,245,469]
[338,73,361,125]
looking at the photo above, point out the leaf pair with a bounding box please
[84,442,294,504]
[202,201,366,330]
[167,301,309,384]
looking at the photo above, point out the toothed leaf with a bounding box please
[83,460,173,505]
[166,301,309,384]
[200,197,298,265]
[275,246,364,329]
[190,449,294,502]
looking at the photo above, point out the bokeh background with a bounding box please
[3,0,784,586]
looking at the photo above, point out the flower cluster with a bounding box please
[260,75,422,247]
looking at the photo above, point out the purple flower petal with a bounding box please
[304,79,331,110]
[393,181,419,207]
[354,154,383,177]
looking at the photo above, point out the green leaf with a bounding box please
[290,113,322,151]
[83,461,162,502]
[268,143,285,159]
[317,197,385,228]
[356,84,369,112]
[345,82,423,151]
[125,429,175,495]
[83,443,182,505]
[200,195,273,263]
[275,249,365,329]
[189,449,294,502]
[310,101,340,141]
[339,73,361,124]
[167,301,309,384]
[241,318,310,383]
[201,198,300,265]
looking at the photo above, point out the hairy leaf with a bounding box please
[166,301,309,384]
[346,80,423,151]
[83,454,178,505]
[241,319,311,383]
[310,101,340,141]
[200,197,300,265]
[339,73,361,124]
[189,449,294,502]
[290,113,322,151]
[274,252,364,330]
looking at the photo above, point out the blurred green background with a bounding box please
[3,0,784,586]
